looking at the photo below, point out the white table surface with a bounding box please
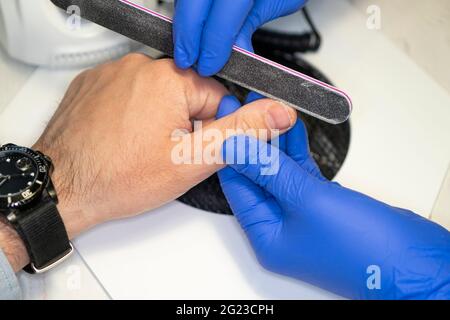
[0,0,449,299]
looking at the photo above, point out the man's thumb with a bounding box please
[179,98,296,182]
[203,98,297,141]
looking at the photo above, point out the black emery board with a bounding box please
[50,0,353,124]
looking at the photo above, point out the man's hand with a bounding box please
[1,54,296,271]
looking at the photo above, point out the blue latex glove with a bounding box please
[216,96,450,299]
[173,0,307,76]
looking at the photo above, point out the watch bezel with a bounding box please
[0,144,49,209]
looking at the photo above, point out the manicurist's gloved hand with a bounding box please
[173,0,307,76]
[216,96,450,299]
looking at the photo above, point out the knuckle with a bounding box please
[153,57,175,68]
[154,58,196,81]
[120,52,151,65]
[223,114,241,137]
[237,109,265,132]
[91,63,117,84]
[235,112,251,131]
[152,58,193,95]
[72,69,90,84]
[147,58,174,78]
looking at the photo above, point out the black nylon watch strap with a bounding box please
[12,196,72,273]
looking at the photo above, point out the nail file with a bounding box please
[50,0,353,124]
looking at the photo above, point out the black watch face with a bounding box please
[0,145,48,208]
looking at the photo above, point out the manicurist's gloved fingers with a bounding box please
[197,0,254,76]
[216,96,273,218]
[221,135,284,239]
[215,95,274,214]
[234,21,258,53]
[237,0,307,52]
[235,9,263,52]
[286,120,327,181]
[245,92,265,104]
[223,134,313,206]
[173,0,213,69]
[215,95,241,119]
[235,33,254,53]
[221,166,282,237]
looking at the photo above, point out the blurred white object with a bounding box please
[0,0,145,68]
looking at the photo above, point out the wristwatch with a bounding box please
[0,143,72,273]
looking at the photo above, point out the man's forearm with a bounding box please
[0,218,28,272]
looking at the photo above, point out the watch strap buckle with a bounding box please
[27,242,74,274]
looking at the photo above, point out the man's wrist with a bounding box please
[0,200,86,272]
[0,217,28,272]
[0,142,93,273]
[33,142,98,239]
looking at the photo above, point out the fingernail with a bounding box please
[267,103,294,130]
